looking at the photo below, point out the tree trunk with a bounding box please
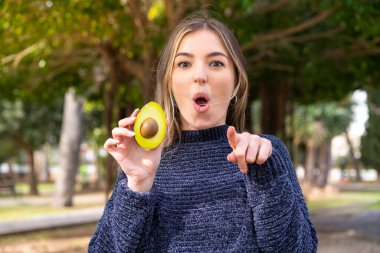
[141,64,155,102]
[345,130,361,181]
[6,159,16,195]
[316,142,332,188]
[92,145,102,190]
[305,145,316,186]
[260,83,290,138]
[103,80,117,199]
[25,147,38,195]
[6,160,14,178]
[100,43,128,198]
[55,88,83,207]
[141,47,157,103]
[36,146,50,183]
[13,134,38,195]
[92,62,110,194]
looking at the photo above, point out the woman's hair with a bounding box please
[155,12,249,146]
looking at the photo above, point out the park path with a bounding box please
[312,201,380,253]
[0,193,105,235]
[311,202,380,242]
[1,192,379,245]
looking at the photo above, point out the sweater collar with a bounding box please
[178,124,229,143]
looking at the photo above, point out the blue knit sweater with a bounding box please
[89,125,318,252]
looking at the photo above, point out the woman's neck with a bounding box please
[178,124,229,143]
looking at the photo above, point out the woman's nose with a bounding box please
[193,66,207,84]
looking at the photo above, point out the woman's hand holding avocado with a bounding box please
[104,108,164,192]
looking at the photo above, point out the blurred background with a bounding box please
[0,0,379,252]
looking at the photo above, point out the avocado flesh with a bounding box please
[134,101,166,150]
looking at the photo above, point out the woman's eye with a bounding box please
[178,61,190,68]
[210,60,224,67]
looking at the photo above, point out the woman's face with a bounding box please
[171,29,235,130]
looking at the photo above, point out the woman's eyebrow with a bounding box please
[175,52,193,58]
[207,52,228,59]
[174,51,228,59]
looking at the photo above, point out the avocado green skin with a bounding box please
[134,101,166,150]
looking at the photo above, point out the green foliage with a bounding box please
[307,191,380,211]
[1,0,380,166]
[1,0,164,142]
[0,98,62,149]
[0,136,18,163]
[287,100,353,146]
[361,88,380,172]
[221,0,380,102]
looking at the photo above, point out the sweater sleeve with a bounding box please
[244,135,318,253]
[88,171,157,253]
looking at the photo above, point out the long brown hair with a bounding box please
[156,12,249,146]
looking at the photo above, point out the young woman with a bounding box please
[89,13,318,252]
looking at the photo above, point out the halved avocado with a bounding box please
[134,101,166,150]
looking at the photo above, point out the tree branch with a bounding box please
[128,0,148,29]
[320,46,380,60]
[163,0,194,35]
[252,0,289,14]
[46,56,95,81]
[199,0,212,11]
[259,63,294,72]
[124,59,146,83]
[242,3,341,51]
[126,0,150,42]
[164,0,175,31]
[97,43,146,86]
[247,50,276,62]
[2,41,46,67]
[175,0,187,22]
[281,28,342,43]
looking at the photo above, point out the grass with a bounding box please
[307,191,380,211]
[15,182,83,195]
[0,182,106,221]
[0,183,56,197]
[16,182,55,194]
[0,202,103,221]
[363,200,380,210]
[2,186,379,221]
[0,190,106,221]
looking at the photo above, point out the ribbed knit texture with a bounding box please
[89,125,318,252]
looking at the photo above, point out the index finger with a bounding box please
[118,108,140,128]
[227,126,239,149]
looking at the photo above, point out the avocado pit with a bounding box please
[134,101,166,150]
[140,117,158,139]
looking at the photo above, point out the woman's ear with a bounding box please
[230,85,239,103]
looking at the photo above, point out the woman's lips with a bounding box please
[192,92,210,113]
[193,101,209,113]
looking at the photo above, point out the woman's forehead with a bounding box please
[176,29,228,55]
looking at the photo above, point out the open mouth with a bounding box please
[192,92,210,113]
[195,97,208,106]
